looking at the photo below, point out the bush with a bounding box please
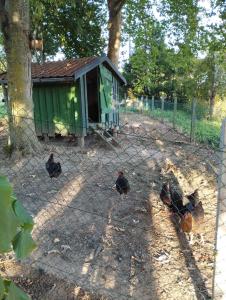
[0,175,36,299]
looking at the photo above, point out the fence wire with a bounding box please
[0,105,224,300]
[122,96,223,149]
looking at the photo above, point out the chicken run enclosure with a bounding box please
[0,107,225,300]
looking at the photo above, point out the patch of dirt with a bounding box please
[0,112,218,299]
[0,262,107,299]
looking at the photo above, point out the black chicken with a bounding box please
[169,187,186,215]
[115,171,130,199]
[184,189,204,219]
[186,189,199,207]
[160,183,185,215]
[160,183,172,208]
[45,153,62,178]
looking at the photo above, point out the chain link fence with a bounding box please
[0,102,225,299]
[121,96,223,149]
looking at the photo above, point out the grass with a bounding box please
[122,107,221,148]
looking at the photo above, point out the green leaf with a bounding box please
[13,201,34,228]
[5,281,30,300]
[0,176,13,205]
[0,176,20,252]
[12,229,36,260]
[0,276,4,299]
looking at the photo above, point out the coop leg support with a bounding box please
[43,134,49,142]
[78,136,85,148]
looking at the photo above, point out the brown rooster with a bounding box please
[180,190,204,244]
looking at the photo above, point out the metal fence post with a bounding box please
[190,98,196,142]
[173,95,177,129]
[124,93,127,114]
[161,96,165,122]
[151,96,154,111]
[212,118,226,299]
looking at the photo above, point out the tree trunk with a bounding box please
[0,0,41,153]
[107,0,125,67]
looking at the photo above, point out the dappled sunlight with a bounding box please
[33,174,84,236]
[0,110,218,299]
[53,118,68,135]
[81,260,91,275]
[12,12,20,23]
[143,120,156,126]
[104,272,116,289]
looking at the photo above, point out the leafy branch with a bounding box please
[0,175,36,300]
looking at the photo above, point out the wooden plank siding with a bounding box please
[33,83,82,137]
[99,64,120,127]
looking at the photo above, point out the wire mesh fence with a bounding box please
[0,104,225,299]
[121,96,222,149]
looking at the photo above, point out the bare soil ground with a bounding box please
[0,112,218,300]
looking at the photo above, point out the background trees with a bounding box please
[122,0,226,118]
[30,0,106,62]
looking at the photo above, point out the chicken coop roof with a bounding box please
[0,55,126,84]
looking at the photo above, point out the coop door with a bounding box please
[99,65,113,125]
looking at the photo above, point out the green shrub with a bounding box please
[0,175,36,299]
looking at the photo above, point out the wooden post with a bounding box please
[133,99,135,112]
[145,96,148,111]
[173,95,177,129]
[43,133,49,142]
[212,118,226,300]
[161,96,165,122]
[190,98,196,142]
[78,136,85,148]
[151,96,154,111]
[141,96,144,113]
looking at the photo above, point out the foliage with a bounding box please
[0,103,6,117]
[0,176,36,299]
[123,0,226,115]
[30,0,106,61]
[0,34,6,72]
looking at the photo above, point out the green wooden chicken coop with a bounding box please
[0,55,126,138]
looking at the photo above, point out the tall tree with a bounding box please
[0,0,40,152]
[30,0,105,61]
[107,0,126,66]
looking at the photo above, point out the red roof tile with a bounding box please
[0,57,97,81]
